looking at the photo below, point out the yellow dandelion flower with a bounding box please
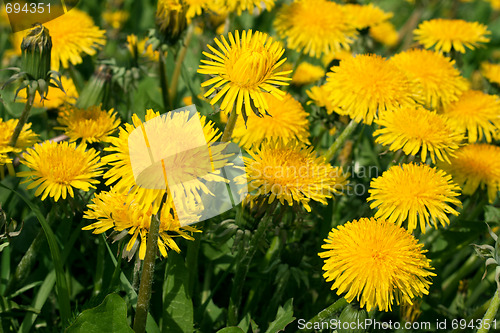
[216,0,274,16]
[291,62,324,85]
[374,106,464,163]
[326,54,417,125]
[322,49,354,67]
[198,30,291,119]
[18,141,103,201]
[10,8,106,70]
[56,104,120,143]
[370,21,399,47]
[390,49,468,108]
[83,190,201,260]
[343,3,393,30]
[438,144,500,203]
[481,62,500,86]
[367,163,462,233]
[232,93,310,149]
[487,0,500,10]
[0,118,39,155]
[274,0,357,58]
[103,109,225,209]
[126,34,161,62]
[306,83,347,116]
[400,300,422,323]
[102,10,129,30]
[0,151,13,167]
[16,76,78,109]
[319,217,435,312]
[442,90,500,143]
[414,19,490,54]
[244,140,348,212]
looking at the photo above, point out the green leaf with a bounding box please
[102,237,160,333]
[265,299,295,333]
[485,205,500,223]
[65,293,133,333]
[0,183,71,324]
[216,327,245,333]
[162,251,194,333]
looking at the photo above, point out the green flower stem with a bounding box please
[227,214,274,326]
[169,24,194,105]
[442,254,481,300]
[133,213,162,333]
[302,298,349,333]
[5,208,56,295]
[159,51,172,112]
[477,287,500,333]
[8,91,34,148]
[324,119,358,162]
[221,108,238,143]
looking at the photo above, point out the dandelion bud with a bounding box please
[76,65,112,109]
[156,0,187,46]
[21,24,52,81]
[337,303,368,333]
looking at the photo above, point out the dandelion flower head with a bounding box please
[232,92,310,149]
[83,190,201,260]
[442,90,500,143]
[390,49,468,108]
[319,217,435,311]
[198,30,291,120]
[438,143,500,203]
[326,54,417,125]
[244,140,348,212]
[56,104,121,143]
[414,19,490,53]
[368,163,462,233]
[374,106,463,164]
[274,0,357,58]
[18,141,103,201]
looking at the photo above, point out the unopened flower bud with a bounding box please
[338,303,368,333]
[21,24,52,81]
[156,0,187,46]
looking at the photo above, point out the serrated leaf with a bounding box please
[162,251,194,333]
[65,293,133,333]
[265,299,295,333]
[485,206,500,223]
[217,327,245,333]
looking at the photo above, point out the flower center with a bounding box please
[226,49,270,87]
